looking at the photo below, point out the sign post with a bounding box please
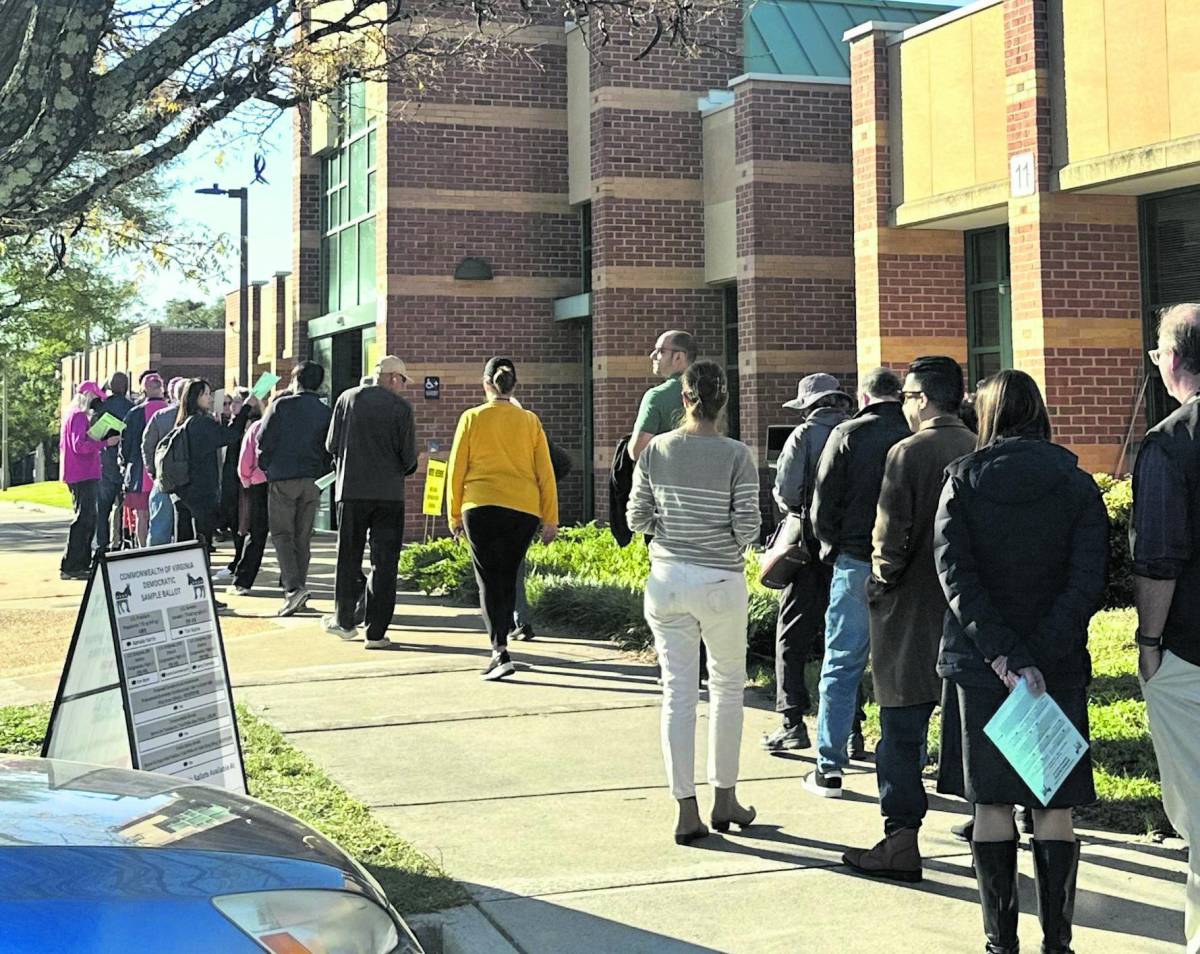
[42,542,247,793]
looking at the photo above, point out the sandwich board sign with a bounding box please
[42,542,247,794]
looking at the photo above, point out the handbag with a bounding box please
[758,511,812,589]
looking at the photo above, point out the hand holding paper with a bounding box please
[87,412,127,441]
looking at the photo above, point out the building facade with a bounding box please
[847,0,1200,474]
[267,0,948,530]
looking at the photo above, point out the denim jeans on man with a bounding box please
[876,701,936,833]
[816,553,871,774]
[147,483,174,547]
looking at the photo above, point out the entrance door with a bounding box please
[312,328,367,531]
[965,226,1013,388]
[1140,188,1200,425]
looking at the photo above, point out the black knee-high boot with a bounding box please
[1032,839,1079,954]
[971,840,1021,953]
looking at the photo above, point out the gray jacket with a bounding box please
[773,406,849,513]
[141,403,178,480]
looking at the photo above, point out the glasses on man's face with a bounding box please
[650,347,679,358]
[901,390,924,402]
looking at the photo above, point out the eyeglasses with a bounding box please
[901,390,924,401]
[650,347,680,358]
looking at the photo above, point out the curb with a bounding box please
[410,905,521,954]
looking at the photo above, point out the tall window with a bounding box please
[321,80,377,315]
[965,226,1013,388]
[723,285,740,440]
[580,202,593,293]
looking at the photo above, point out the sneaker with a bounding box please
[848,731,869,761]
[211,567,234,583]
[227,585,252,596]
[804,768,843,799]
[482,652,515,682]
[842,829,922,883]
[762,722,811,752]
[364,637,392,650]
[321,614,360,641]
[59,570,90,581]
[511,622,537,641]
[213,598,229,611]
[277,588,310,618]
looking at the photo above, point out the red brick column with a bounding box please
[587,19,740,519]
[733,77,857,508]
[291,104,322,364]
[1004,0,1142,474]
[848,26,967,382]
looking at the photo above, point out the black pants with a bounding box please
[234,484,270,589]
[336,499,405,641]
[174,499,196,544]
[463,506,539,652]
[62,480,98,574]
[877,702,936,834]
[775,559,833,723]
[95,473,122,552]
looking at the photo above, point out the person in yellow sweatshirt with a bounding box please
[447,357,559,681]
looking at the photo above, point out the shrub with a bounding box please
[1094,474,1134,608]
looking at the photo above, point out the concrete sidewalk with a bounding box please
[0,502,1188,952]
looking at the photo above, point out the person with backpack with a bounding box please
[762,373,852,753]
[119,373,166,547]
[227,398,269,596]
[95,372,134,553]
[143,377,186,546]
[159,380,255,593]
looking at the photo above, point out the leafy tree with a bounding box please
[0,0,726,243]
[162,298,226,330]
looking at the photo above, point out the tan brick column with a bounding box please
[1005,0,1142,474]
[848,26,966,384]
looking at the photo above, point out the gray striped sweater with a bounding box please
[627,431,762,572]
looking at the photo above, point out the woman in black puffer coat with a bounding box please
[934,369,1107,954]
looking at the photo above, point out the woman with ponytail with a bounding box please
[627,359,762,844]
[447,357,559,681]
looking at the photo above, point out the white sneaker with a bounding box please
[803,769,844,799]
[321,614,360,641]
[481,653,515,681]
[227,585,252,596]
[364,637,392,650]
[277,588,310,617]
[211,567,234,583]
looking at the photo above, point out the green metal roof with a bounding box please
[744,0,958,78]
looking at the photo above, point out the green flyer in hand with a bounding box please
[87,412,126,441]
[983,677,1089,806]
[251,371,280,400]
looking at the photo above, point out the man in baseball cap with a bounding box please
[763,373,854,754]
[323,355,417,647]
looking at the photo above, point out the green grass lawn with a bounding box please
[0,703,465,915]
[751,607,1168,836]
[0,481,72,509]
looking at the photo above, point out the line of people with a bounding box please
[626,309,1200,953]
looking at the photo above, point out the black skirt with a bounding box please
[936,679,1096,809]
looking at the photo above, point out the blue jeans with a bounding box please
[816,554,871,774]
[148,484,174,547]
[877,702,936,834]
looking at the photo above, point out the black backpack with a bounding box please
[155,420,192,494]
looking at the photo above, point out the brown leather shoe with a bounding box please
[842,828,922,883]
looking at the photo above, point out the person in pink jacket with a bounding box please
[60,381,118,579]
[227,408,269,595]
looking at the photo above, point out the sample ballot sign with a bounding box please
[42,542,247,793]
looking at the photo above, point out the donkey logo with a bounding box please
[187,574,206,600]
[114,584,132,615]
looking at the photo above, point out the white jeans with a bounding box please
[1142,650,1200,953]
[645,560,749,800]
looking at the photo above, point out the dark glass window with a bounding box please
[723,285,740,440]
[965,226,1013,389]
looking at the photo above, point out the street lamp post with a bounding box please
[195,184,250,386]
[1,365,9,491]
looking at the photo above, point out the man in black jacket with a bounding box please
[95,372,134,552]
[258,361,333,617]
[806,367,910,798]
[323,355,418,649]
[1134,303,1200,949]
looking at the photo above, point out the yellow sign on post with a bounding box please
[422,459,448,517]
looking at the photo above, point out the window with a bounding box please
[1140,187,1200,425]
[320,79,377,315]
[965,226,1013,389]
[580,203,593,293]
[723,285,740,440]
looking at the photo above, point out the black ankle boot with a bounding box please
[971,840,1021,953]
[1032,839,1079,954]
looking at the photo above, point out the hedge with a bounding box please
[399,475,1134,654]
